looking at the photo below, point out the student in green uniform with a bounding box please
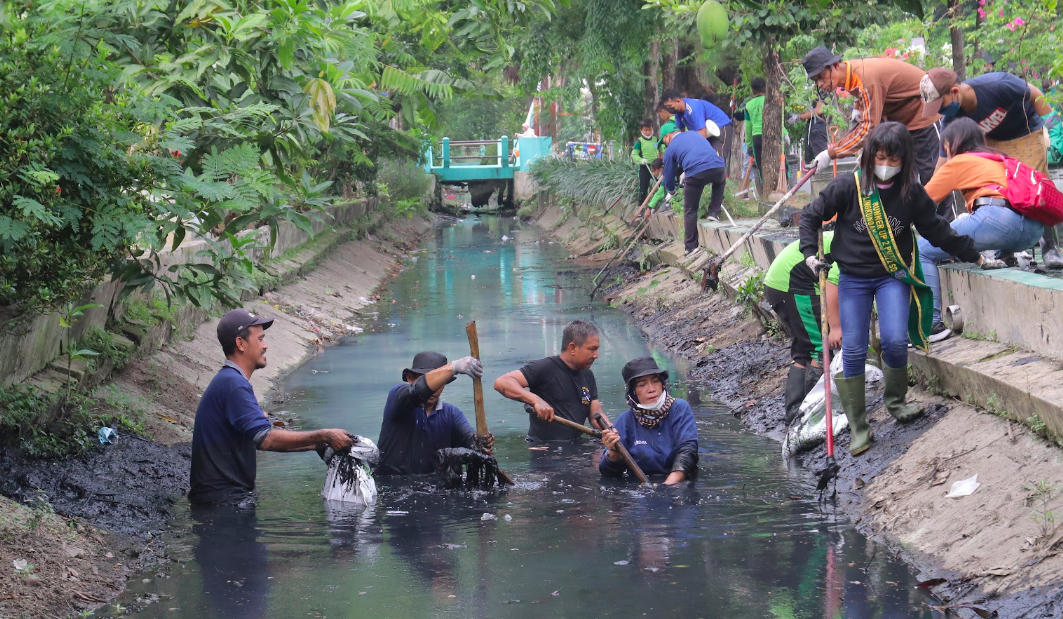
[632,118,666,205]
[763,233,841,424]
[638,120,680,219]
[736,78,766,185]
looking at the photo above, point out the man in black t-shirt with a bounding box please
[493,320,610,440]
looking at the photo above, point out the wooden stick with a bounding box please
[551,415,602,438]
[465,320,515,486]
[594,413,649,484]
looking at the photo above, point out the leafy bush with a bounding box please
[376,159,432,202]
[529,157,638,209]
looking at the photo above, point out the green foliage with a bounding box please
[1023,480,1058,539]
[0,383,148,458]
[81,327,131,370]
[376,159,432,203]
[530,158,638,209]
[736,271,764,309]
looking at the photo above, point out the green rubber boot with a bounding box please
[834,374,871,456]
[883,365,923,422]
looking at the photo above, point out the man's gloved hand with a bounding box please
[811,149,832,173]
[678,172,686,187]
[786,113,801,126]
[851,108,863,123]
[805,255,830,275]
[663,192,675,207]
[451,355,484,379]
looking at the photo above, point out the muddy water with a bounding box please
[114,217,940,618]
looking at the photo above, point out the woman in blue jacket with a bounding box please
[599,358,698,484]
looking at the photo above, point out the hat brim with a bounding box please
[804,55,841,80]
[252,316,274,330]
[921,96,944,119]
[627,368,669,385]
[402,368,458,384]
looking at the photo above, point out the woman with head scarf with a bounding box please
[599,358,698,484]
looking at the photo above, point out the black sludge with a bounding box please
[434,447,499,489]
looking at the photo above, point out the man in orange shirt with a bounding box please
[802,46,941,185]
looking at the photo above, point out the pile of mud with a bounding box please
[0,437,190,535]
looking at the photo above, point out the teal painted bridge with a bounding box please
[422,136,553,182]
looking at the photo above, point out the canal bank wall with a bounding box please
[0,210,439,619]
[531,202,1063,618]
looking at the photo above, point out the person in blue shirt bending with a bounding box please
[662,128,727,254]
[376,351,488,475]
[599,357,698,485]
[660,88,733,167]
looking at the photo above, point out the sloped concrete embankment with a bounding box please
[531,202,1063,618]
[0,209,438,619]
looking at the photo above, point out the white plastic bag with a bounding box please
[783,355,883,457]
[321,436,380,506]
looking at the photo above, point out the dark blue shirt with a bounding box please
[599,398,699,478]
[189,362,274,505]
[663,132,725,192]
[945,72,1043,145]
[674,97,732,133]
[377,379,476,475]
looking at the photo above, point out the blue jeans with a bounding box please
[918,205,1044,323]
[838,273,911,378]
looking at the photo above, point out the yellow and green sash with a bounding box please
[855,171,934,352]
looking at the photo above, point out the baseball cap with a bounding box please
[920,67,958,118]
[660,120,678,139]
[802,45,842,80]
[217,308,274,347]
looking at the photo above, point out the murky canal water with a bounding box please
[115,216,940,618]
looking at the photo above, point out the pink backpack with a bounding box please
[970,152,1063,226]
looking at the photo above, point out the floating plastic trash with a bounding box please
[481,513,497,521]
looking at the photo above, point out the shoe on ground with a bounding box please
[706,215,720,222]
[928,321,952,343]
[1043,247,1063,270]
[997,251,1017,268]
[684,247,702,256]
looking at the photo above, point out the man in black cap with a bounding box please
[802,44,940,183]
[376,351,487,475]
[189,308,356,505]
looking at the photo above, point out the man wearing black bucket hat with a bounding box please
[189,309,356,506]
[599,357,698,484]
[802,45,940,184]
[376,351,488,475]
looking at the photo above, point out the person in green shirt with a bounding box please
[763,232,841,424]
[736,77,766,185]
[632,118,666,204]
[638,120,681,219]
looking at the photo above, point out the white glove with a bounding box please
[811,149,832,173]
[851,108,862,123]
[786,113,801,126]
[663,192,675,206]
[451,356,484,379]
[805,255,829,275]
[678,172,686,187]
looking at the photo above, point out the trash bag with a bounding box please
[782,355,883,457]
[320,435,380,506]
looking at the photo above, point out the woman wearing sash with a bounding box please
[798,122,981,456]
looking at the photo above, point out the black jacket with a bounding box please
[800,173,978,278]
